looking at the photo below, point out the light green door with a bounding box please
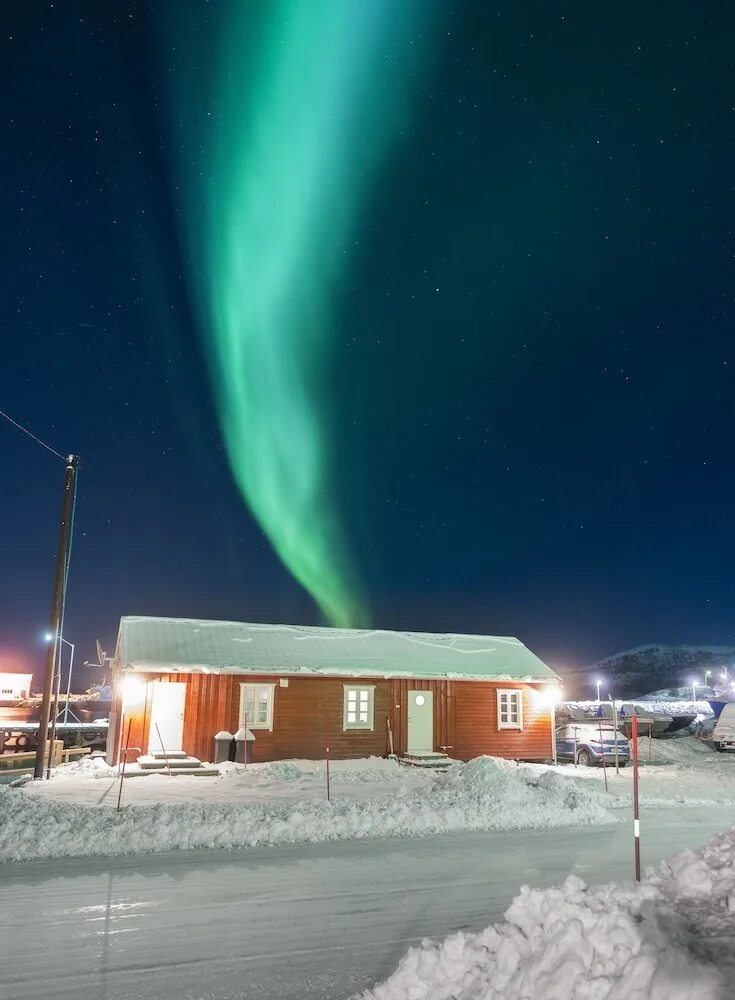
[407,690,433,753]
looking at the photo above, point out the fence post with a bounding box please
[612,699,619,776]
[598,717,608,791]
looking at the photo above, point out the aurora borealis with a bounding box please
[4,2,735,680]
[166,1,431,627]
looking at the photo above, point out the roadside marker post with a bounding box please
[632,714,641,881]
[325,718,331,802]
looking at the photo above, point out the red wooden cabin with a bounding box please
[107,617,560,765]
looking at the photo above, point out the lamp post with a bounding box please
[595,678,603,703]
[45,633,77,724]
[691,680,698,704]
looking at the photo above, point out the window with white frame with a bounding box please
[497,689,523,730]
[240,683,275,730]
[343,685,374,730]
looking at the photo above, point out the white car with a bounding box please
[713,704,735,752]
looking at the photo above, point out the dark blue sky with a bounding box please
[2,2,733,687]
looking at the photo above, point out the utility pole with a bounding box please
[34,454,79,779]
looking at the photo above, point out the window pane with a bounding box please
[359,691,368,703]
[348,691,357,703]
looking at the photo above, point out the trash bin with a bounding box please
[213,730,235,764]
[234,727,255,765]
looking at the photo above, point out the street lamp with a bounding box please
[44,632,77,724]
[595,678,603,703]
[691,679,698,704]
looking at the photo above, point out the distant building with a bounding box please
[108,616,560,766]
[0,673,32,700]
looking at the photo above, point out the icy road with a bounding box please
[4,808,734,1000]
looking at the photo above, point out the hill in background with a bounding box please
[559,644,735,700]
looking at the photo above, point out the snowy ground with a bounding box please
[546,735,735,808]
[3,739,735,863]
[4,810,734,1000]
[360,825,735,1000]
[1,755,614,862]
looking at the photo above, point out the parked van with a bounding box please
[713,703,735,752]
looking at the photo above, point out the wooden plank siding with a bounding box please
[113,673,553,764]
[453,682,552,761]
[158,673,393,763]
[388,679,456,756]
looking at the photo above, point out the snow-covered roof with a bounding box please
[117,616,559,683]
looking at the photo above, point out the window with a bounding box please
[239,683,275,730]
[497,689,523,730]
[343,685,375,731]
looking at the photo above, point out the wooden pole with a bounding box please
[632,714,641,881]
[45,658,63,779]
[387,717,394,756]
[35,455,79,779]
[325,717,331,802]
[116,719,132,811]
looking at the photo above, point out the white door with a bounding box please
[148,682,186,753]
[407,690,433,753]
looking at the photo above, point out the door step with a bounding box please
[126,764,220,777]
[148,750,189,760]
[134,753,217,776]
[138,755,204,769]
[400,752,453,769]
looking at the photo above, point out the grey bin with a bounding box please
[234,727,256,764]
[213,730,235,764]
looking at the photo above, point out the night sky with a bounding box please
[2,2,734,688]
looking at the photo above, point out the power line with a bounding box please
[0,407,67,461]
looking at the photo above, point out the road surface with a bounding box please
[4,807,734,1000]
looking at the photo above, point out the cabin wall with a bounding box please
[452,682,552,761]
[111,672,553,764]
[165,673,393,763]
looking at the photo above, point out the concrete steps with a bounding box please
[400,752,454,769]
[133,752,218,776]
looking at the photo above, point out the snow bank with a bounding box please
[0,756,614,863]
[358,828,735,1000]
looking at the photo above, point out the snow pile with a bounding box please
[46,756,117,780]
[215,756,410,785]
[358,828,735,1000]
[0,755,614,863]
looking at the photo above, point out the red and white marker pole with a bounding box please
[632,714,641,881]
[325,718,331,802]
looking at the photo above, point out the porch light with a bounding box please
[533,686,561,708]
[121,675,145,706]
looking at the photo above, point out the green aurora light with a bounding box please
[167,1,432,627]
